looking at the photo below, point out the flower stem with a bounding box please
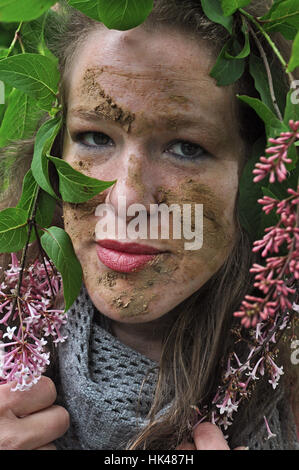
[11,187,41,316]
[33,223,56,299]
[6,22,23,58]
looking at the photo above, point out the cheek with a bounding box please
[159,177,237,243]
[158,176,238,277]
[62,196,105,251]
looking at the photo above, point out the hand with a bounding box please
[176,422,248,450]
[0,376,69,450]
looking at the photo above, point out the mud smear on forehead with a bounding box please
[81,67,135,132]
[80,66,194,134]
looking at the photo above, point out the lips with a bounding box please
[96,240,164,273]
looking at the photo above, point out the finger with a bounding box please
[0,376,57,417]
[234,446,249,450]
[193,422,230,450]
[35,443,57,450]
[14,405,69,450]
[176,441,196,450]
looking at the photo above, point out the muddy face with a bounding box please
[62,26,245,325]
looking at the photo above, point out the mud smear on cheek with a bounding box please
[72,160,92,173]
[157,179,233,249]
[62,192,108,251]
[157,179,235,277]
[82,67,135,132]
[64,191,107,220]
[98,253,179,318]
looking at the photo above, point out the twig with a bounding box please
[10,220,35,318]
[247,22,283,121]
[239,8,295,86]
[33,223,56,299]
[11,188,41,316]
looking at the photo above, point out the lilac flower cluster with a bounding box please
[195,313,288,437]
[234,184,299,328]
[253,120,299,184]
[0,254,66,391]
[194,120,299,440]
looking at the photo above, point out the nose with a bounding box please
[106,151,157,218]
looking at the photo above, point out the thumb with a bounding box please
[192,422,230,450]
[176,441,196,450]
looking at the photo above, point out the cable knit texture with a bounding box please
[53,287,299,450]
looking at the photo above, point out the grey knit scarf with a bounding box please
[53,287,298,450]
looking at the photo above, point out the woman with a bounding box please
[0,0,298,450]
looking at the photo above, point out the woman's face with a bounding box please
[62,26,245,324]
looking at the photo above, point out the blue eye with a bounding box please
[167,141,206,160]
[77,132,114,148]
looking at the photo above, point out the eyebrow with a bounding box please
[68,106,225,138]
[70,108,118,122]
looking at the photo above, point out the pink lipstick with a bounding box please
[96,240,163,273]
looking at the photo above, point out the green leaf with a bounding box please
[0,0,57,22]
[35,190,56,230]
[221,0,251,16]
[47,156,116,203]
[0,207,28,253]
[68,0,154,30]
[262,21,297,40]
[210,42,245,85]
[287,30,299,72]
[249,55,276,114]
[201,0,233,34]
[40,226,83,311]
[0,88,43,147]
[16,169,39,215]
[224,33,250,60]
[17,169,56,231]
[67,0,100,21]
[237,95,288,138]
[0,54,59,111]
[248,54,286,116]
[21,11,58,64]
[260,0,299,29]
[31,116,62,198]
[0,48,9,59]
[238,136,266,241]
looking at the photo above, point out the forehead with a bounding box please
[66,27,235,118]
